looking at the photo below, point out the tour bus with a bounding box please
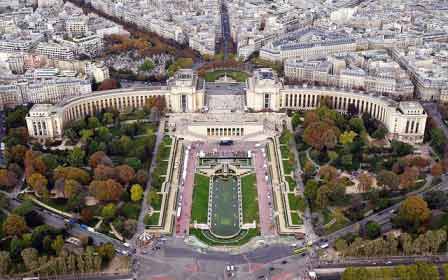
[293,246,308,255]
[219,138,234,145]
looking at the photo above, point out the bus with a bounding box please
[219,138,234,145]
[293,246,308,255]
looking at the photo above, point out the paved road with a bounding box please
[422,102,448,139]
[219,0,231,59]
[133,118,166,242]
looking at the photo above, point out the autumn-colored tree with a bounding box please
[135,169,148,185]
[27,173,48,196]
[54,166,91,185]
[3,214,27,236]
[407,156,430,169]
[5,144,27,164]
[318,165,338,182]
[303,160,315,177]
[63,179,81,199]
[115,164,135,185]
[89,179,123,202]
[303,111,319,128]
[431,162,444,177]
[81,208,94,223]
[358,172,373,192]
[399,196,431,226]
[377,170,400,190]
[399,167,419,189]
[93,164,116,180]
[303,121,340,151]
[24,150,47,178]
[89,151,112,168]
[0,169,18,189]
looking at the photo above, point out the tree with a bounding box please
[423,190,448,210]
[315,186,330,209]
[51,235,65,255]
[0,251,11,275]
[89,151,112,168]
[81,208,94,223]
[391,140,414,156]
[365,221,381,239]
[130,184,143,202]
[87,117,101,129]
[89,179,123,202]
[372,126,388,139]
[27,173,48,196]
[54,166,91,185]
[5,144,27,165]
[334,238,348,252]
[399,167,419,189]
[303,121,340,151]
[349,117,365,133]
[102,112,114,125]
[398,196,431,228]
[430,128,447,154]
[0,169,18,189]
[67,147,86,167]
[21,247,40,271]
[377,170,400,190]
[95,243,115,262]
[318,165,338,182]
[291,112,301,130]
[339,131,357,145]
[101,203,117,220]
[64,179,81,199]
[135,169,148,185]
[115,164,135,185]
[304,180,319,205]
[93,164,116,180]
[358,172,373,192]
[79,129,94,142]
[3,214,27,236]
[139,59,155,71]
[430,162,444,177]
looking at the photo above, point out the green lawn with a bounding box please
[162,135,172,146]
[203,70,249,82]
[283,159,295,175]
[280,145,294,159]
[285,176,297,192]
[191,174,210,223]
[148,191,162,210]
[241,173,259,224]
[290,213,303,225]
[144,212,160,226]
[288,194,306,212]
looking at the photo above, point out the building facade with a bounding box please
[26,69,427,144]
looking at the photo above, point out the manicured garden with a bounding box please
[144,212,160,226]
[202,70,249,82]
[191,173,210,223]
[241,173,259,224]
[190,228,259,246]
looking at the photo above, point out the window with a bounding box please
[264,94,270,109]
